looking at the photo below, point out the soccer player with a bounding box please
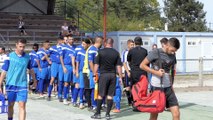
[47,36,63,101]
[37,40,51,98]
[83,36,103,110]
[73,39,91,108]
[0,39,37,120]
[59,36,75,105]
[121,39,134,105]
[29,43,41,93]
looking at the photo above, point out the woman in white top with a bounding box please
[61,22,69,35]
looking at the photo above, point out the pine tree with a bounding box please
[164,0,207,32]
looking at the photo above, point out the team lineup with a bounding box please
[0,35,180,120]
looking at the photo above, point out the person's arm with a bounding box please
[29,68,37,88]
[60,55,67,73]
[117,65,123,84]
[72,56,76,75]
[140,57,164,77]
[0,71,6,93]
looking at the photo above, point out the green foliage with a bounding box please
[56,0,164,32]
[164,0,207,32]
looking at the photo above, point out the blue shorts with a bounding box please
[7,90,28,102]
[48,66,51,80]
[63,65,73,82]
[89,71,95,88]
[74,71,84,88]
[113,87,122,103]
[51,62,60,78]
[39,67,49,79]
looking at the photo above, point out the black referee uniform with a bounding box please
[91,38,122,119]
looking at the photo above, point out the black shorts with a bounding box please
[98,73,116,97]
[83,73,90,89]
[152,86,179,108]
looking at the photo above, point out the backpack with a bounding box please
[131,49,166,113]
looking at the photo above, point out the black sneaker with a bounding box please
[47,96,51,101]
[59,97,63,102]
[91,113,101,119]
[105,114,111,120]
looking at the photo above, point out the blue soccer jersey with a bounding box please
[88,45,98,71]
[37,48,49,68]
[74,45,84,58]
[76,48,86,72]
[49,45,61,64]
[2,52,31,90]
[60,44,75,65]
[29,50,38,67]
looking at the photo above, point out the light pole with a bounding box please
[103,0,107,42]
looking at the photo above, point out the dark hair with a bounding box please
[168,38,180,49]
[0,46,5,51]
[127,39,134,44]
[33,43,39,48]
[58,35,64,40]
[16,38,27,44]
[106,38,114,44]
[83,39,91,44]
[160,38,168,44]
[134,36,142,45]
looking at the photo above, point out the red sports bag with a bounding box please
[131,49,166,113]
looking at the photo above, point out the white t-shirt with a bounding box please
[61,26,68,31]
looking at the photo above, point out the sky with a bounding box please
[157,0,213,29]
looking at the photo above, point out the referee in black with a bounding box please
[127,36,148,110]
[91,38,122,120]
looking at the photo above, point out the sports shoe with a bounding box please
[73,103,78,107]
[91,113,101,119]
[105,114,111,120]
[63,99,69,105]
[79,103,85,109]
[112,109,121,113]
[59,97,63,102]
[47,96,51,101]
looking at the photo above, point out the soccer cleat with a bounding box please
[79,103,85,109]
[112,109,121,113]
[47,96,51,101]
[63,99,69,105]
[59,97,63,102]
[105,114,111,120]
[91,113,101,119]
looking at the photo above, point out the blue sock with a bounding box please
[67,85,70,97]
[91,88,97,107]
[79,88,84,103]
[8,118,13,120]
[48,85,53,97]
[58,81,63,98]
[38,78,44,93]
[63,86,68,99]
[73,88,79,103]
[116,101,120,110]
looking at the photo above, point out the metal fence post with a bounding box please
[199,57,203,87]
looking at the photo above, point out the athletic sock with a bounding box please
[48,85,53,97]
[106,99,113,115]
[63,86,68,99]
[96,99,102,114]
[58,81,63,98]
[8,118,13,120]
[79,88,84,103]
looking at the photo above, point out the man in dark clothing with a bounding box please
[127,36,148,86]
[91,38,123,120]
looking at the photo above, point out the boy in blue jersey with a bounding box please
[74,39,91,109]
[29,43,41,93]
[84,37,103,111]
[47,37,63,101]
[112,76,122,113]
[59,36,75,105]
[37,40,51,98]
[0,39,37,120]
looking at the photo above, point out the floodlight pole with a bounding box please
[103,0,107,42]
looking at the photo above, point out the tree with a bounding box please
[164,0,207,32]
